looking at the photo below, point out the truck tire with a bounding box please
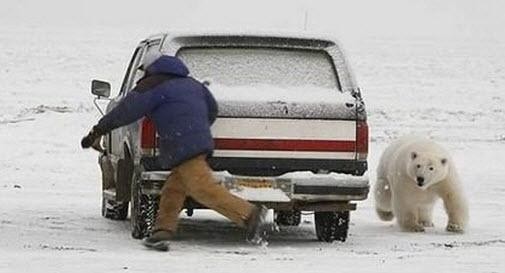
[101,198,129,220]
[275,210,301,226]
[130,173,159,239]
[314,211,350,242]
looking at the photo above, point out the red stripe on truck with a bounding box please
[214,138,355,152]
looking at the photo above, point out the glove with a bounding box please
[81,126,103,149]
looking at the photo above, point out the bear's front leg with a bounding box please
[393,197,425,232]
[397,211,425,232]
[418,205,435,227]
[440,184,469,233]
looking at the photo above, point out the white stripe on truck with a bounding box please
[211,118,356,140]
[213,150,355,159]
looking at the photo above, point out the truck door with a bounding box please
[107,45,146,163]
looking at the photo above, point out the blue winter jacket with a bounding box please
[95,56,218,168]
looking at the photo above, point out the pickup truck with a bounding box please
[89,32,369,243]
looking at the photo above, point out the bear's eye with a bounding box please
[416,164,421,168]
[429,167,434,171]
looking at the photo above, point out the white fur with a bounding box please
[374,136,469,233]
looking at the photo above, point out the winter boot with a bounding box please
[142,230,174,251]
[245,205,269,245]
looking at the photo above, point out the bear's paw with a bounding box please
[446,223,465,233]
[419,220,434,227]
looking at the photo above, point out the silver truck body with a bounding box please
[92,32,369,242]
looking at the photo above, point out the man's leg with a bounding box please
[153,172,187,233]
[177,155,255,227]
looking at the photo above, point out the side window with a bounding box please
[130,41,162,88]
[119,40,162,96]
[119,46,145,96]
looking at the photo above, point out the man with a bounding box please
[81,53,267,251]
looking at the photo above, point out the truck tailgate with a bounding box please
[212,118,356,160]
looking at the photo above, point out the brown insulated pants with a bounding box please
[154,154,255,232]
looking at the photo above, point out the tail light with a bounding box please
[140,118,157,149]
[356,121,368,160]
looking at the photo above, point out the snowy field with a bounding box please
[1,6,505,272]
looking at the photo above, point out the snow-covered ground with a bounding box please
[1,22,505,273]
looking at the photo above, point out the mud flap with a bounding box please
[116,158,133,202]
[99,154,115,190]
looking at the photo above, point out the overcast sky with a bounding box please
[1,0,504,39]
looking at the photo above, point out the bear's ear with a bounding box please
[411,152,417,160]
[441,158,447,165]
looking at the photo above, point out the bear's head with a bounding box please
[407,151,449,190]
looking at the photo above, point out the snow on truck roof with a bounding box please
[146,30,342,47]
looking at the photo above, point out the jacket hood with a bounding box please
[146,55,189,77]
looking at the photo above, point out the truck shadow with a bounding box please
[172,217,321,247]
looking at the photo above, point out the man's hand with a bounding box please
[81,127,103,149]
[90,137,105,153]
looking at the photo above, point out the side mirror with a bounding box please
[91,80,111,98]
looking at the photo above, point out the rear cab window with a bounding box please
[177,47,341,101]
[178,47,339,88]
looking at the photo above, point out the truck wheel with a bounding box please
[101,197,129,220]
[314,211,350,242]
[130,174,159,239]
[275,210,301,226]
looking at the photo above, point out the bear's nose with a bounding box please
[416,176,425,186]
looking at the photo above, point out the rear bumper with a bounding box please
[139,171,369,208]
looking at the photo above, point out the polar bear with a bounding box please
[374,136,468,232]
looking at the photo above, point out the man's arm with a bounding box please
[81,87,164,149]
[95,88,163,134]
